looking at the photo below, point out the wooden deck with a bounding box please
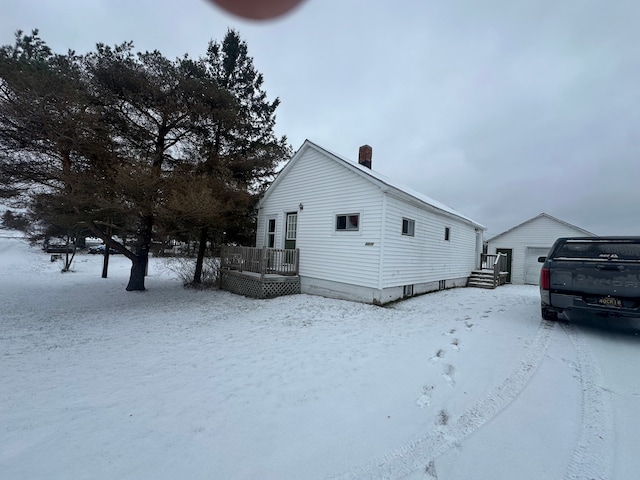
[220,246,299,276]
[219,246,300,299]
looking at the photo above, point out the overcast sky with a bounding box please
[3,0,639,236]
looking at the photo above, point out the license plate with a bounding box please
[598,297,622,307]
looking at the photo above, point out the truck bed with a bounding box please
[539,237,640,320]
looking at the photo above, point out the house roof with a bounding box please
[259,139,485,230]
[487,213,596,242]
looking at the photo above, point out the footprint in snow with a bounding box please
[429,349,445,364]
[416,385,433,408]
[436,409,450,426]
[443,365,455,386]
[425,460,438,479]
[451,338,460,351]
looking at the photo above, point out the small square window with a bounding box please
[403,285,414,297]
[336,214,359,231]
[402,218,415,236]
[445,227,451,241]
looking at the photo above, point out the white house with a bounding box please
[254,140,485,304]
[486,213,596,285]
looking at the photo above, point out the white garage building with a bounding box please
[486,213,596,285]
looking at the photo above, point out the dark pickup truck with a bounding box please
[538,237,640,321]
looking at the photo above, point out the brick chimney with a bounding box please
[358,145,372,169]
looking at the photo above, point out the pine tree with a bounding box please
[1,29,290,291]
[83,43,234,290]
[190,29,291,284]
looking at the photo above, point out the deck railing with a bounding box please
[220,246,299,278]
[480,253,508,286]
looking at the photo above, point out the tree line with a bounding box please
[0,29,291,290]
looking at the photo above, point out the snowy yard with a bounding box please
[2,233,640,480]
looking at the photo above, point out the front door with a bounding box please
[496,248,513,283]
[284,212,297,249]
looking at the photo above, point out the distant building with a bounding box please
[486,213,595,285]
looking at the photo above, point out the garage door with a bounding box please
[524,247,550,285]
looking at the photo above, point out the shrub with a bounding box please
[163,256,220,289]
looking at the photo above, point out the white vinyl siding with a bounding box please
[381,194,478,288]
[258,147,383,288]
[487,215,596,285]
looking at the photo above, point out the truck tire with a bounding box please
[541,306,559,321]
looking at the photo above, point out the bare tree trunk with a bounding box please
[62,249,76,272]
[102,222,111,278]
[126,254,148,291]
[193,226,208,284]
[61,233,75,272]
[126,215,153,291]
[101,247,110,278]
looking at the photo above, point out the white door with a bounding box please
[284,212,297,249]
[524,247,550,285]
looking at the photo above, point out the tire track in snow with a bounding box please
[328,321,556,480]
[561,323,614,480]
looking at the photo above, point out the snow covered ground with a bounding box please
[1,231,639,480]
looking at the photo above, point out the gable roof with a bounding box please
[259,139,485,230]
[487,213,595,242]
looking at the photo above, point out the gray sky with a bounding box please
[3,0,640,236]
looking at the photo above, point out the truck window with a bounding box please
[557,241,640,260]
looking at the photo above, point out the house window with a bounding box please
[445,227,451,241]
[403,285,414,297]
[402,218,415,236]
[267,218,276,248]
[286,214,297,240]
[336,214,359,231]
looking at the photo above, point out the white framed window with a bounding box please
[445,227,451,241]
[266,218,276,248]
[402,218,415,236]
[336,213,360,231]
[286,214,297,240]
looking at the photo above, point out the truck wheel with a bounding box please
[541,307,558,321]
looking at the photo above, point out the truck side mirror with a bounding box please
[537,256,546,263]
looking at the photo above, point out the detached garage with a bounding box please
[486,213,595,285]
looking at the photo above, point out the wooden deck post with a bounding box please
[260,246,267,281]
